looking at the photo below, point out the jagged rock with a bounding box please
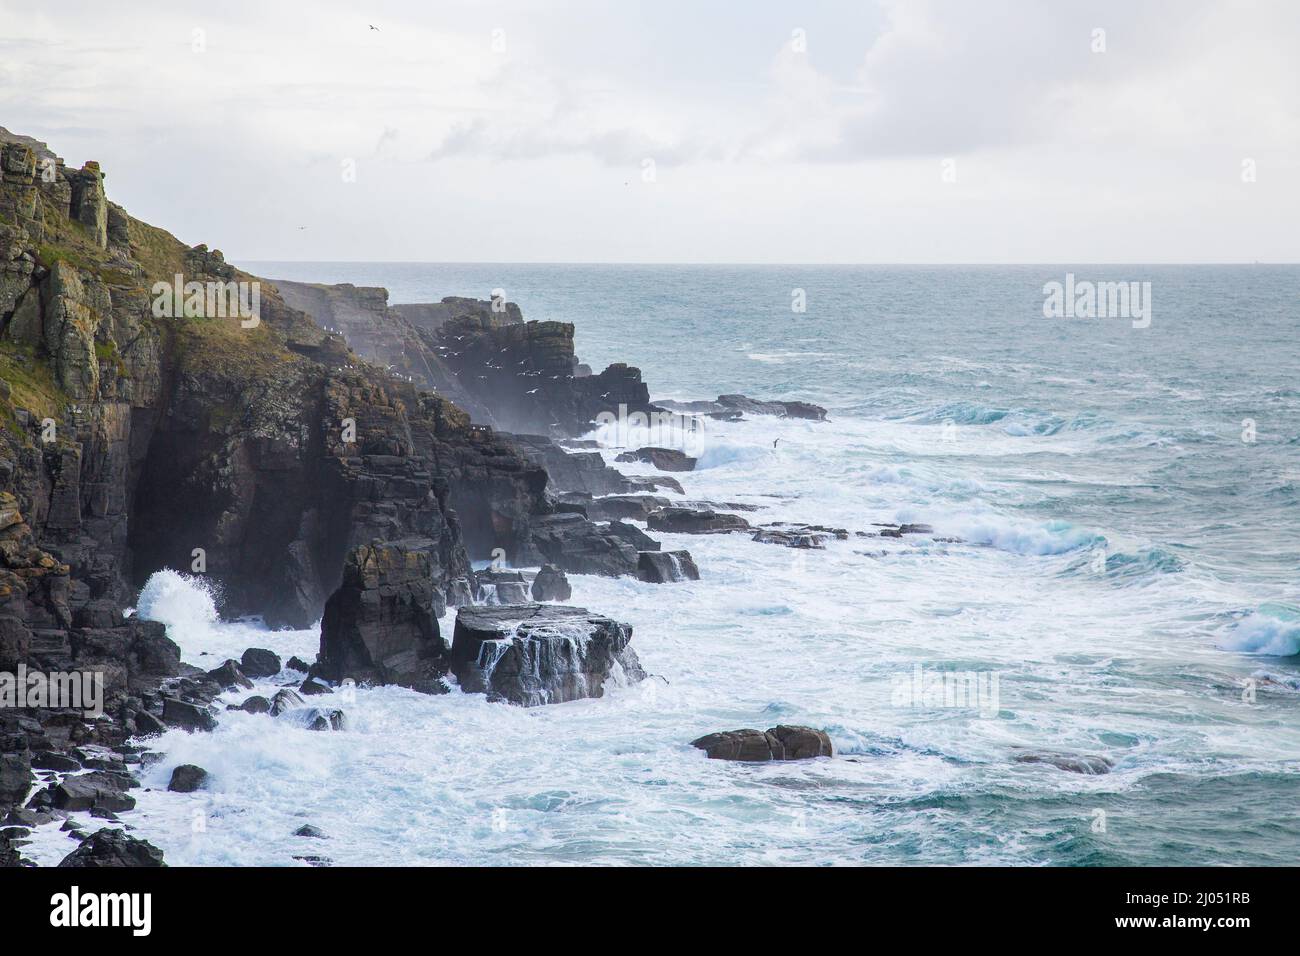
[510,434,639,495]
[50,771,136,812]
[525,513,640,577]
[1013,750,1113,775]
[691,725,833,762]
[294,824,327,838]
[167,764,207,792]
[240,647,281,678]
[316,542,449,693]
[232,695,271,714]
[647,508,751,535]
[450,604,645,706]
[531,564,571,602]
[162,696,216,732]
[615,447,697,472]
[752,529,830,549]
[58,828,166,867]
[637,550,700,583]
[206,659,253,690]
[286,657,314,673]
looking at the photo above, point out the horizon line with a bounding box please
[235,259,1299,267]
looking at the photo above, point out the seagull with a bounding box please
[369,24,380,31]
[526,388,540,394]
[773,438,780,449]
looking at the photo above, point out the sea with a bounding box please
[25,263,1300,866]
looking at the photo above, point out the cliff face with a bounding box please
[0,130,549,646]
[272,279,659,437]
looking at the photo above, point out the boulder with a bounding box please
[615,447,697,472]
[234,695,271,714]
[450,604,645,707]
[240,647,282,678]
[304,708,347,731]
[637,550,700,583]
[316,542,449,693]
[294,824,327,838]
[167,764,207,793]
[299,677,333,696]
[531,564,572,602]
[162,696,216,732]
[50,771,137,812]
[206,659,253,690]
[564,493,670,522]
[58,828,166,867]
[691,725,833,762]
[647,508,751,535]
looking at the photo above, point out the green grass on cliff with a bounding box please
[0,341,68,437]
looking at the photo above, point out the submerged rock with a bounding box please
[691,725,833,762]
[294,824,327,839]
[637,551,700,583]
[647,508,751,535]
[615,447,697,472]
[531,564,572,602]
[167,764,208,793]
[450,604,645,707]
[1013,750,1113,775]
[58,828,166,867]
[269,688,306,716]
[656,394,827,422]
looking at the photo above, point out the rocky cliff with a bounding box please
[272,279,660,437]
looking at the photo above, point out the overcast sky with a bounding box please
[2,0,1297,262]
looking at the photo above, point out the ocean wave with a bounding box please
[1060,546,1186,582]
[949,517,1101,556]
[1221,604,1300,656]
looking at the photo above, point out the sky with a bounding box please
[1,0,1297,263]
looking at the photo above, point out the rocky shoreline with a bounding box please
[0,127,854,867]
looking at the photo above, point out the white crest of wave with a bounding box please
[136,568,220,631]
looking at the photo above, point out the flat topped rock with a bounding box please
[451,604,644,707]
[692,725,833,762]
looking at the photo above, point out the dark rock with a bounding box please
[494,581,530,604]
[558,493,670,522]
[286,657,314,673]
[240,647,282,678]
[614,447,697,472]
[526,513,640,577]
[299,677,333,696]
[167,764,207,793]
[162,696,217,732]
[234,695,271,715]
[206,659,253,690]
[316,542,449,693]
[294,823,327,838]
[531,564,572,602]
[450,604,645,706]
[0,752,32,808]
[1013,750,1113,775]
[50,771,136,812]
[133,709,166,737]
[604,520,659,551]
[637,550,700,583]
[269,688,305,716]
[691,725,833,762]
[58,828,166,867]
[32,751,81,772]
[304,708,347,731]
[647,508,751,535]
